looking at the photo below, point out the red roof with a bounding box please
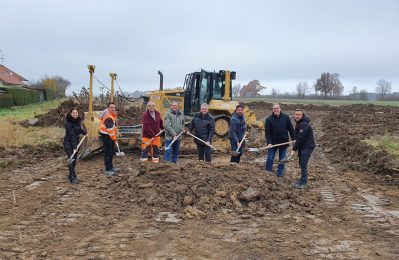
[0,65,28,85]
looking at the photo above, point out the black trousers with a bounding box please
[101,134,114,171]
[196,143,211,162]
[65,149,77,178]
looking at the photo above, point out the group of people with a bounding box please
[63,102,315,189]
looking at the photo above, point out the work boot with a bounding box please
[111,167,120,173]
[71,174,79,184]
[104,170,116,177]
[292,181,306,189]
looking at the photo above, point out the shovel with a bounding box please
[165,130,185,151]
[67,135,86,165]
[279,152,293,163]
[115,141,125,156]
[143,129,165,145]
[247,140,295,153]
[231,133,247,156]
[187,132,217,150]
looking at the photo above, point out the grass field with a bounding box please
[236,97,399,106]
[0,100,65,148]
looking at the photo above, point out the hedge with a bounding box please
[44,86,57,101]
[0,94,13,108]
[6,87,40,106]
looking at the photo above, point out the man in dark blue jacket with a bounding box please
[265,103,295,176]
[187,103,215,162]
[290,109,316,189]
[229,105,248,163]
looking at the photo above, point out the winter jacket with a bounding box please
[63,114,86,152]
[141,110,164,138]
[188,112,215,143]
[292,115,315,151]
[265,112,295,148]
[164,109,185,141]
[229,112,246,143]
[99,110,118,141]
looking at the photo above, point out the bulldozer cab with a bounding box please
[183,69,236,116]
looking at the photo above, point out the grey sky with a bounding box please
[1,0,398,95]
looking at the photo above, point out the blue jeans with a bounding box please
[163,139,181,163]
[298,148,313,184]
[266,147,287,176]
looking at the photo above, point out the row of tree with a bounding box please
[29,75,71,99]
[233,73,395,101]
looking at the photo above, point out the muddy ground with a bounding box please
[1,102,399,259]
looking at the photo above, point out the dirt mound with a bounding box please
[0,142,64,169]
[320,104,399,176]
[22,99,145,128]
[117,105,145,126]
[104,161,320,220]
[244,101,334,112]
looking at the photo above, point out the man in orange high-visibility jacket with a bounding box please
[99,102,119,176]
[141,101,164,163]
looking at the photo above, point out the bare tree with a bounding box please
[270,88,278,98]
[232,83,241,98]
[239,80,265,97]
[375,79,392,100]
[315,72,344,97]
[296,81,309,98]
[350,86,359,99]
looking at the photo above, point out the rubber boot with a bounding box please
[67,164,74,183]
[69,161,79,184]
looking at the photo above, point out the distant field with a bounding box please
[236,98,399,106]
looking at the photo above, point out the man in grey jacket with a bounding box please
[164,101,185,163]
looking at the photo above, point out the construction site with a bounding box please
[1,65,399,259]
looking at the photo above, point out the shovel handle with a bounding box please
[143,129,165,145]
[68,135,86,160]
[165,130,184,149]
[188,132,217,150]
[235,133,247,153]
[262,140,295,150]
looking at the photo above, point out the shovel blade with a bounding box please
[116,152,125,157]
[247,148,260,152]
[67,158,75,165]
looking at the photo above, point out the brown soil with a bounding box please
[21,98,145,127]
[1,102,398,259]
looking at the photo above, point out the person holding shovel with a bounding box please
[141,101,164,163]
[99,102,120,176]
[64,107,87,184]
[187,103,215,163]
[164,101,185,164]
[229,105,248,164]
[290,109,316,189]
[265,103,295,177]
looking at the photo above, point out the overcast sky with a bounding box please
[1,0,398,95]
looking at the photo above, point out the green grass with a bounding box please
[236,98,399,106]
[0,99,65,120]
[364,134,399,157]
[0,99,66,148]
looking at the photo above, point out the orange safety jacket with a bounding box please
[99,112,117,141]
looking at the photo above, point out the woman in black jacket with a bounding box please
[63,108,86,184]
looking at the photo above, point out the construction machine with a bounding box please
[80,66,264,156]
[145,69,264,150]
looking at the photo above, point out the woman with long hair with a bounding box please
[63,107,86,184]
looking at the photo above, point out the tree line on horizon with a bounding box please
[233,73,396,101]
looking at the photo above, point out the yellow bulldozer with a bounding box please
[80,66,264,156]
